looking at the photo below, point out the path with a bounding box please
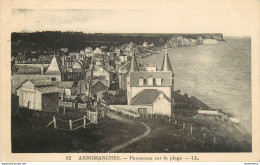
[106,111,151,153]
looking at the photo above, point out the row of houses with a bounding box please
[12,41,164,115]
[12,45,119,112]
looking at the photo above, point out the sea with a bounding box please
[143,37,251,129]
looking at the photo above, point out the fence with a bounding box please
[137,113,221,146]
[109,105,140,118]
[46,112,98,131]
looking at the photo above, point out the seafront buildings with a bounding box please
[12,40,176,117]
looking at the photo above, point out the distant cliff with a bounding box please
[11,32,225,58]
[165,33,225,47]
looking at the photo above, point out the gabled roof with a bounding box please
[93,48,103,54]
[92,77,109,87]
[131,89,171,105]
[129,71,172,86]
[16,79,56,92]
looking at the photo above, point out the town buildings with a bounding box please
[16,79,60,112]
[125,49,174,117]
[12,41,168,115]
[12,55,63,92]
[54,81,76,101]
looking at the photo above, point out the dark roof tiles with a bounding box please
[35,86,60,94]
[131,89,170,105]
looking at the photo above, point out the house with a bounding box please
[85,47,93,57]
[90,77,109,97]
[100,46,107,52]
[69,60,85,81]
[115,48,122,56]
[44,55,62,81]
[54,81,76,100]
[75,79,87,96]
[16,52,26,64]
[16,79,60,112]
[119,55,128,63]
[92,64,111,87]
[12,56,62,91]
[149,43,155,47]
[126,49,175,117]
[143,42,148,48]
[93,47,103,55]
[130,89,172,115]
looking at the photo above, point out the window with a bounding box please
[156,78,162,86]
[147,77,153,86]
[138,108,147,114]
[51,77,56,81]
[139,78,144,86]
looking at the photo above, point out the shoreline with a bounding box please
[137,41,251,134]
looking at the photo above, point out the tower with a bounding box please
[161,48,174,93]
[161,48,175,117]
[127,52,139,105]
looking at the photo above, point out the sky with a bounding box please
[10,1,258,36]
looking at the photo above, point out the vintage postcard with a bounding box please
[1,0,260,162]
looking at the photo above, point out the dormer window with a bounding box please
[147,77,153,86]
[156,78,162,86]
[139,78,144,86]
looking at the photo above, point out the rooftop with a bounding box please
[131,89,170,105]
[54,81,75,89]
[130,71,172,87]
[31,79,54,87]
[35,86,60,94]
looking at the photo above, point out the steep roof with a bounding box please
[92,77,109,87]
[131,89,170,105]
[45,56,61,75]
[161,49,174,74]
[129,71,172,86]
[129,52,139,72]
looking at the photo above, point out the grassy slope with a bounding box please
[119,109,252,153]
[12,108,251,153]
[11,109,145,153]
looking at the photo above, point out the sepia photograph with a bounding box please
[1,0,260,162]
